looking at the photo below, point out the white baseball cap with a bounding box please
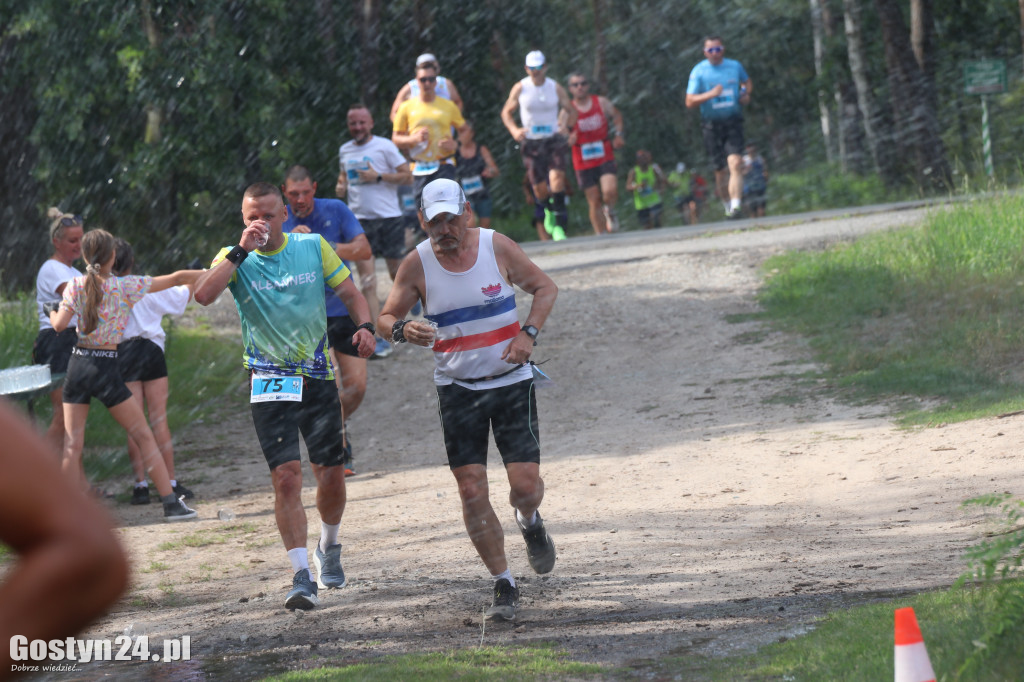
[416,53,438,66]
[420,179,466,221]
[525,50,546,68]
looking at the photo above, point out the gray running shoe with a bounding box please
[517,511,556,574]
[162,496,197,522]
[485,578,520,621]
[284,569,320,610]
[313,544,347,588]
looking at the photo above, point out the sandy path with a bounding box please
[43,208,1023,679]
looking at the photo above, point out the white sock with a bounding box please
[319,522,340,553]
[170,479,177,488]
[729,198,741,211]
[492,568,515,588]
[516,509,538,528]
[287,547,310,576]
[134,481,148,489]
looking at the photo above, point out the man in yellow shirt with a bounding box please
[393,63,467,204]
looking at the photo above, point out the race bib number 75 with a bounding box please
[251,373,304,403]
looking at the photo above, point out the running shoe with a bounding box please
[371,337,393,359]
[284,569,320,610]
[486,578,520,620]
[726,207,743,220]
[130,485,150,506]
[163,496,198,522]
[172,481,195,500]
[313,544,347,589]
[543,207,557,236]
[517,511,556,574]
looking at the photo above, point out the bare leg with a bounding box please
[335,351,367,419]
[599,173,619,232]
[452,464,507,575]
[107,398,173,496]
[124,380,147,484]
[271,460,307,550]
[61,402,90,492]
[584,186,606,234]
[506,462,544,519]
[142,377,175,478]
[727,153,744,202]
[312,462,345,526]
[45,388,66,455]
[714,168,729,207]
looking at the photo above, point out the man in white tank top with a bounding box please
[378,179,559,621]
[501,51,576,241]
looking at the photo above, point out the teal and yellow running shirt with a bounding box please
[211,233,351,379]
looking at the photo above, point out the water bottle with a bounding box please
[218,508,235,521]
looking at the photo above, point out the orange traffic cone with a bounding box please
[894,607,936,682]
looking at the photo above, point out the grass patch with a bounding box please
[157,522,257,551]
[0,301,247,481]
[264,643,605,681]
[758,193,1024,422]
[662,582,1024,681]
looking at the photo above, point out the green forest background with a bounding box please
[2,0,1024,291]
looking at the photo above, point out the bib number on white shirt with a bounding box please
[530,124,554,137]
[580,141,605,162]
[345,158,371,183]
[251,373,303,403]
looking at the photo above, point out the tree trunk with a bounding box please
[140,0,161,144]
[875,0,951,188]
[810,0,834,162]
[842,0,886,176]
[353,0,380,109]
[1019,0,1024,75]
[823,0,866,172]
[592,0,608,94]
[910,0,937,113]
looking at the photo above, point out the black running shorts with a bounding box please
[701,115,745,171]
[575,159,618,190]
[250,377,344,470]
[32,327,78,374]
[521,135,570,187]
[118,337,168,383]
[326,317,363,358]
[359,216,407,260]
[62,348,134,408]
[436,378,540,469]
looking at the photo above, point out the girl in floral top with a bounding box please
[50,229,202,521]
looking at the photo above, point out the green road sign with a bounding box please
[964,59,1007,95]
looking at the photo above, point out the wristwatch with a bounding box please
[356,322,376,336]
[376,173,383,183]
[521,325,540,340]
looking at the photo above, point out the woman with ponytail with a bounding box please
[49,229,202,522]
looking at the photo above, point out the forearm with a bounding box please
[523,283,557,331]
[392,133,417,150]
[335,241,372,262]
[334,280,371,327]
[193,261,235,305]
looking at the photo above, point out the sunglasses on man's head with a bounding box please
[705,46,723,54]
[59,215,83,227]
[418,76,437,83]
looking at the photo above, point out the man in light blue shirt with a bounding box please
[686,35,752,220]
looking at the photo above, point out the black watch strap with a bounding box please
[356,321,376,336]
[225,245,248,266]
[521,325,539,345]
[392,320,408,343]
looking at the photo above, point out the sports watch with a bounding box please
[356,322,376,336]
[521,325,540,341]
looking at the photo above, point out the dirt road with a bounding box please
[50,208,1023,679]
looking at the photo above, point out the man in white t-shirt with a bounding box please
[336,104,412,358]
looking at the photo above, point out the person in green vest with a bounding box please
[626,149,667,229]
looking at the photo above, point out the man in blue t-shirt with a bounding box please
[685,35,751,220]
[282,165,371,476]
